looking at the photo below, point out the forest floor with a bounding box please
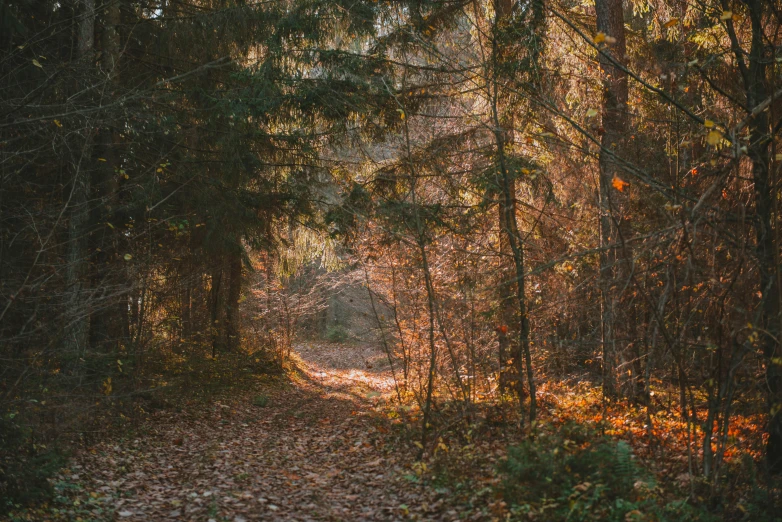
[11,342,779,521]
[47,342,492,521]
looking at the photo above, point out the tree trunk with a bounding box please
[182,269,193,342]
[493,0,522,408]
[595,0,628,399]
[77,0,95,56]
[226,252,243,351]
[210,262,223,357]
[491,0,537,425]
[418,244,438,459]
[62,0,96,362]
[746,5,780,474]
[89,0,123,352]
[498,195,516,396]
[63,167,91,363]
[726,0,782,474]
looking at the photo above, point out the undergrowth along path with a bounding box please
[63,343,470,521]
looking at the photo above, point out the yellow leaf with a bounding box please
[704,119,714,128]
[720,10,733,21]
[594,32,606,44]
[664,18,680,28]
[775,153,782,161]
[102,377,112,396]
[396,108,405,120]
[612,177,629,192]
[123,253,132,261]
[586,108,598,117]
[604,35,617,44]
[706,130,722,146]
[98,157,107,162]
[53,119,62,128]
[32,59,42,68]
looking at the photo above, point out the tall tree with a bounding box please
[736,0,782,474]
[62,0,97,363]
[595,0,628,399]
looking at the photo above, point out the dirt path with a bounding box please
[63,343,467,521]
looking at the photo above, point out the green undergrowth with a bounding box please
[498,422,778,521]
[417,414,781,521]
[0,415,68,514]
[500,422,662,521]
[325,324,350,343]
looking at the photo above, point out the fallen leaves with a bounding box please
[49,343,475,521]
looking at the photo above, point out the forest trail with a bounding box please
[64,343,465,522]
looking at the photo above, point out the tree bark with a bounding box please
[77,0,95,56]
[740,0,781,473]
[595,0,628,399]
[498,193,517,396]
[494,0,516,400]
[89,0,123,352]
[226,252,243,351]
[490,0,538,424]
[210,262,223,357]
[62,0,96,362]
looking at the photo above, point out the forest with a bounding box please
[1,0,781,519]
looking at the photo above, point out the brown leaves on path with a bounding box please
[55,343,475,521]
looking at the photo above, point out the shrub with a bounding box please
[325,324,349,343]
[500,423,655,521]
[500,423,782,521]
[0,415,67,513]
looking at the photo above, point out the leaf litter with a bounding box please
[51,342,487,521]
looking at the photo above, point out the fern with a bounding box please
[500,423,656,521]
[612,441,635,486]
